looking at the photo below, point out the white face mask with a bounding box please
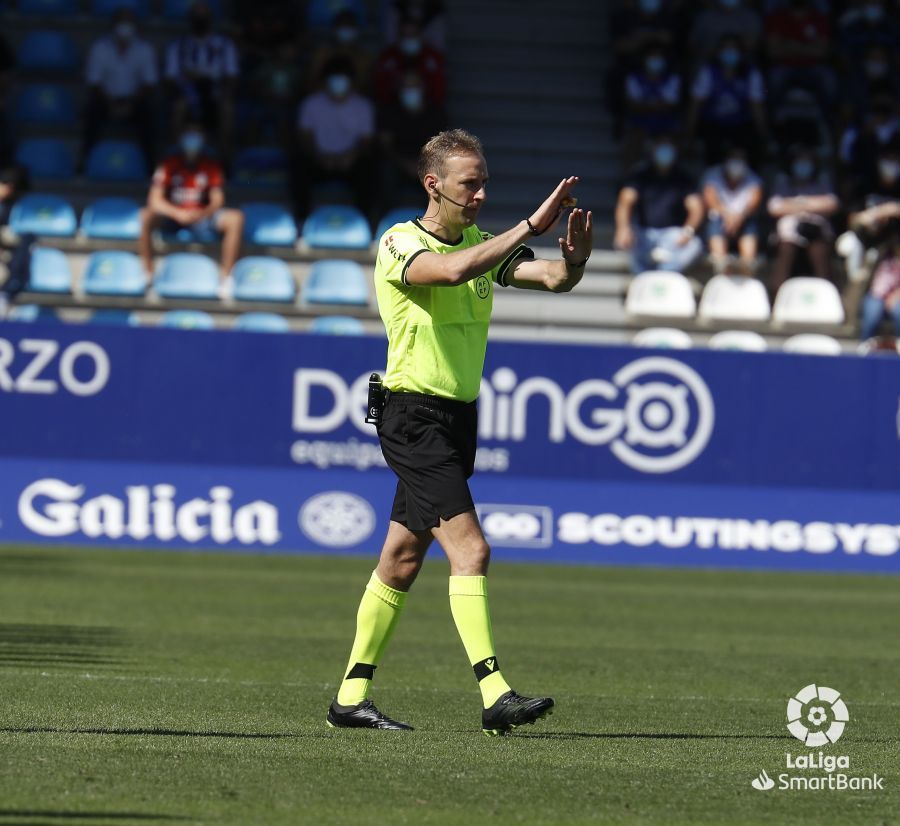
[792,159,814,180]
[115,22,135,41]
[400,37,422,57]
[400,87,424,110]
[326,74,351,98]
[879,159,900,182]
[725,158,747,180]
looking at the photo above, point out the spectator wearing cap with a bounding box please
[164,1,239,162]
[373,19,445,107]
[378,69,446,208]
[138,123,244,288]
[766,146,840,295]
[307,9,374,95]
[702,147,764,275]
[837,141,900,283]
[686,34,768,167]
[292,57,375,219]
[622,45,682,168]
[81,7,158,174]
[614,135,705,274]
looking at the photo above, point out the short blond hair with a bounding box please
[417,129,484,182]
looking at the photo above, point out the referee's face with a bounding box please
[439,153,488,228]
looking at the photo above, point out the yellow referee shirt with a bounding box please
[374,219,534,402]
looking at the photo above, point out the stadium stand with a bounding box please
[782,333,844,356]
[16,30,79,73]
[7,304,60,322]
[375,206,420,244]
[91,0,150,17]
[9,194,77,238]
[625,271,697,320]
[15,138,74,180]
[85,140,146,182]
[303,260,369,306]
[698,275,771,323]
[241,203,298,247]
[232,256,296,303]
[90,308,138,325]
[153,253,219,300]
[80,198,142,241]
[302,205,372,250]
[310,315,366,335]
[28,247,72,293]
[233,312,290,333]
[18,0,79,16]
[708,330,768,352]
[82,251,146,297]
[632,327,693,349]
[159,309,215,330]
[15,84,76,126]
[772,278,846,326]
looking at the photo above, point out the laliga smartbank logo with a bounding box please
[292,357,714,474]
[749,684,884,793]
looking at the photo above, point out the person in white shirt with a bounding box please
[80,7,158,173]
[164,1,239,161]
[291,56,375,219]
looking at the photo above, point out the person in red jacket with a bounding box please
[373,20,445,107]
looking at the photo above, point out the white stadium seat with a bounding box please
[625,270,696,319]
[632,327,693,349]
[782,334,843,356]
[708,330,768,352]
[698,275,771,322]
[772,278,845,325]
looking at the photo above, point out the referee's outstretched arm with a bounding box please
[406,176,588,288]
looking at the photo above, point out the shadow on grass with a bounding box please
[514,731,797,740]
[0,811,187,822]
[0,624,130,670]
[0,726,292,739]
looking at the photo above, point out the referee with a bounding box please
[327,129,593,735]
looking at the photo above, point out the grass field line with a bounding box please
[2,668,897,708]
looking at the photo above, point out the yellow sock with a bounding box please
[448,575,512,708]
[336,572,406,706]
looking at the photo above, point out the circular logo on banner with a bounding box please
[786,684,849,747]
[474,276,490,299]
[298,492,375,547]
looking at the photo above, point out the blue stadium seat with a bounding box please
[9,194,77,238]
[232,257,296,303]
[83,251,147,297]
[92,0,149,16]
[163,0,221,18]
[80,197,142,240]
[234,312,290,333]
[154,253,220,299]
[85,140,146,182]
[310,315,365,335]
[15,138,74,180]
[28,247,72,294]
[242,202,298,247]
[19,0,78,16]
[306,0,366,28]
[302,205,372,250]
[303,260,369,306]
[375,206,419,244]
[233,146,287,188]
[6,305,61,323]
[90,309,139,326]
[160,310,215,330]
[17,31,79,72]
[15,85,76,125]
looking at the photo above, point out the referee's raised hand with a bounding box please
[527,176,580,236]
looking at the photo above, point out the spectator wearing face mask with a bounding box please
[686,34,768,167]
[701,147,764,275]
[378,70,446,208]
[622,46,682,168]
[292,57,375,220]
[614,136,705,274]
[307,9,374,95]
[766,147,840,294]
[763,0,836,125]
[838,43,899,127]
[81,8,158,174]
[689,0,763,66]
[837,141,900,283]
[859,229,900,340]
[838,0,900,69]
[385,0,446,51]
[138,123,244,288]
[839,95,900,191]
[164,1,239,161]
[373,20,445,107]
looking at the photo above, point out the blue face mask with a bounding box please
[725,158,747,180]
[180,132,204,156]
[400,87,423,110]
[327,74,351,97]
[639,0,662,13]
[719,0,740,8]
[654,144,676,168]
[400,37,422,56]
[792,159,814,180]
[335,26,358,44]
[646,55,666,74]
[719,48,740,68]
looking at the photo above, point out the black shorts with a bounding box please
[377,391,477,532]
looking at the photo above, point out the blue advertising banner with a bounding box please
[0,322,898,572]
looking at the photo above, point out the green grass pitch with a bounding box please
[0,545,897,825]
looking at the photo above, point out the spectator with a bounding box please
[838,94,900,192]
[763,0,835,123]
[837,140,900,282]
[686,34,768,166]
[605,0,685,141]
[838,0,900,67]
[138,123,244,289]
[622,45,682,167]
[80,8,158,174]
[248,41,304,146]
[839,43,899,127]
[0,164,32,318]
[237,0,300,73]
[689,0,763,66]
[378,70,446,208]
[859,229,900,340]
[374,19,445,107]
[386,0,447,51]
[0,33,14,167]
[766,146,840,294]
[165,1,239,162]
[307,9,374,95]
[292,57,375,220]
[613,136,705,274]
[702,147,764,274]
